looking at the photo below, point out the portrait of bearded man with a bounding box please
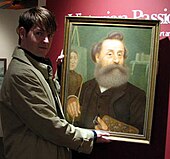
[67,31,146,135]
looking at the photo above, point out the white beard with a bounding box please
[94,63,129,89]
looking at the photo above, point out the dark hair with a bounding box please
[17,7,57,44]
[91,31,127,62]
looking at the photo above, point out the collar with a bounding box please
[19,47,52,67]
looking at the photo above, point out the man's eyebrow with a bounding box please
[36,28,44,32]
[34,26,45,31]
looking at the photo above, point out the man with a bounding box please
[0,7,110,159]
[67,31,146,134]
[68,50,83,96]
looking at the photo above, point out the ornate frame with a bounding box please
[61,16,160,144]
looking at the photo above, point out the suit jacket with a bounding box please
[68,70,82,96]
[75,79,146,134]
[0,47,94,159]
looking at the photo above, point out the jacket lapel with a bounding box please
[12,47,65,119]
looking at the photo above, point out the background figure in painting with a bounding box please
[67,31,146,134]
[68,50,83,96]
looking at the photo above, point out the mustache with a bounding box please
[94,63,129,88]
[96,63,128,75]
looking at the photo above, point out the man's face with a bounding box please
[20,25,54,57]
[95,39,125,67]
[70,51,78,70]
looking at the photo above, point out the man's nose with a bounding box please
[44,36,49,43]
[113,56,119,64]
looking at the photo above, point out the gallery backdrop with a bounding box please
[46,1,170,159]
[46,0,170,71]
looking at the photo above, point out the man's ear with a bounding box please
[95,53,100,63]
[17,27,26,40]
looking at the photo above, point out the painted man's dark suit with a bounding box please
[75,79,146,134]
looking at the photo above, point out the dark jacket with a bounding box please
[76,79,146,134]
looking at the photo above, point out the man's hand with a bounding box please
[67,95,81,120]
[94,130,111,143]
[94,117,108,131]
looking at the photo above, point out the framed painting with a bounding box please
[0,58,7,89]
[60,16,160,144]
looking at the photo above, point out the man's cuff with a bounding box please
[93,130,97,143]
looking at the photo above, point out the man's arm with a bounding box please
[8,69,110,153]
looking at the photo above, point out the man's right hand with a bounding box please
[94,130,111,143]
[67,95,81,120]
[94,116,108,131]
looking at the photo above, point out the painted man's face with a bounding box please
[94,39,128,88]
[95,39,125,66]
[70,51,78,70]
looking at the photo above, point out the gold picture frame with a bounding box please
[60,16,160,144]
